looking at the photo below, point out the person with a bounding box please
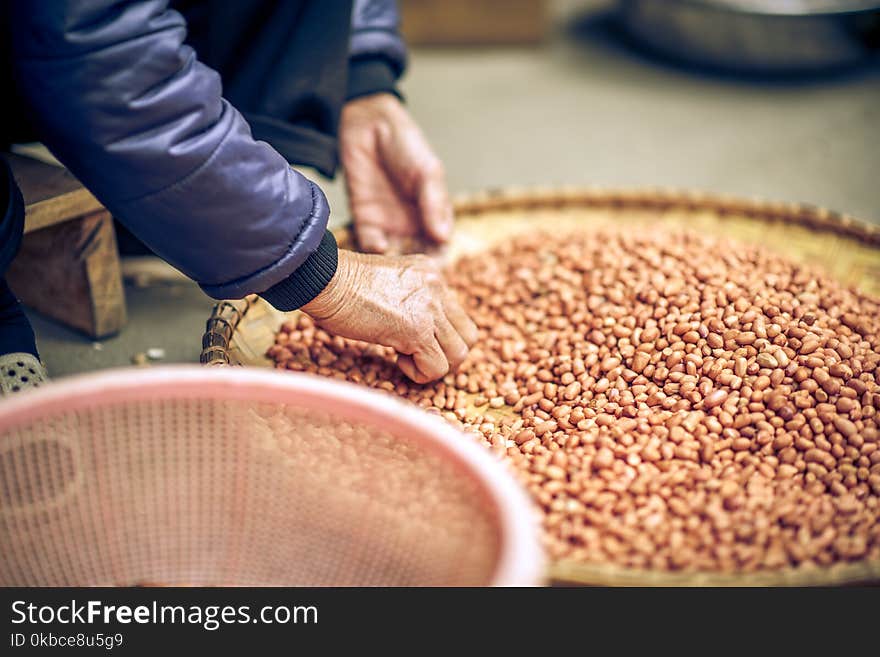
[0,0,477,395]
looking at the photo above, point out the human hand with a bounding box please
[301,249,477,383]
[340,93,453,254]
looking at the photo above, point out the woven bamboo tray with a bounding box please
[201,187,880,586]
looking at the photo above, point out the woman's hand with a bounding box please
[340,93,453,254]
[301,250,477,383]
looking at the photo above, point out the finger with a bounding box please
[406,337,449,384]
[435,317,470,371]
[396,354,419,382]
[444,292,479,347]
[418,164,453,244]
[397,353,443,385]
[355,223,389,254]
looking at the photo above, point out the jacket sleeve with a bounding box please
[346,0,407,101]
[10,0,337,307]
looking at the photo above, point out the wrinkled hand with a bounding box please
[340,93,453,254]
[301,250,477,383]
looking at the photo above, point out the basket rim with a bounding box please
[0,365,546,587]
[201,186,880,585]
[448,185,879,245]
[549,556,880,587]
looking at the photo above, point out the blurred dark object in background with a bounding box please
[620,0,880,74]
[400,0,547,45]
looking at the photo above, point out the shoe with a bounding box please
[0,352,49,395]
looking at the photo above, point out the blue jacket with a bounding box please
[8,1,405,308]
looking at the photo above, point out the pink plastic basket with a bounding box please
[0,366,543,586]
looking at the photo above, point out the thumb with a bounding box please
[355,222,390,254]
[418,167,453,243]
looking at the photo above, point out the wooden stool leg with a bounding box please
[6,210,127,338]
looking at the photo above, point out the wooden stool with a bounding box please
[5,153,126,338]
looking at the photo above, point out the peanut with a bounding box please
[268,227,880,574]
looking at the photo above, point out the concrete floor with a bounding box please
[31,3,880,379]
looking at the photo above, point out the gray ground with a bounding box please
[31,2,880,379]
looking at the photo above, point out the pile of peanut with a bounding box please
[268,228,880,573]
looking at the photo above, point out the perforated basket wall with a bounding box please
[0,367,543,587]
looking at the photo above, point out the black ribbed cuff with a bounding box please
[346,56,404,102]
[259,230,338,311]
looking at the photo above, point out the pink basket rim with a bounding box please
[0,365,545,587]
